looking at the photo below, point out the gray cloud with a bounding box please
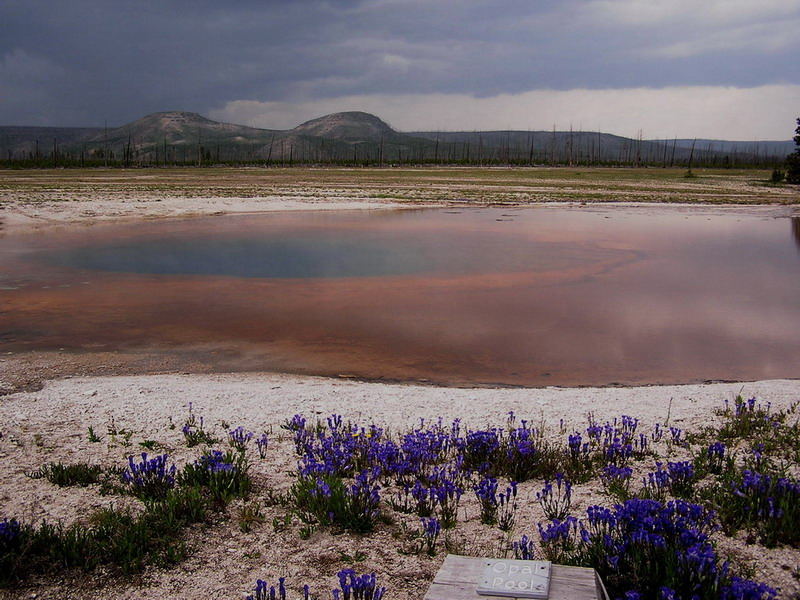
[1,0,799,138]
[210,84,800,139]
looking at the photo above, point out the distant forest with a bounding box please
[0,111,792,169]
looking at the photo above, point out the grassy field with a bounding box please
[0,166,797,207]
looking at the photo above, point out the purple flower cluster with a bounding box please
[643,461,697,500]
[705,442,727,474]
[586,415,649,468]
[428,466,464,528]
[566,432,593,475]
[240,571,389,600]
[452,418,551,482]
[0,517,24,585]
[247,577,290,600]
[348,470,382,521]
[727,396,772,419]
[181,402,215,447]
[601,464,633,499]
[496,481,518,531]
[536,516,582,563]
[121,453,176,499]
[512,534,536,560]
[719,577,781,600]
[284,414,307,432]
[531,498,776,600]
[228,426,254,451]
[388,480,432,516]
[504,424,545,480]
[718,396,781,440]
[178,449,250,502]
[256,433,269,459]
[642,463,670,501]
[296,468,381,533]
[727,469,800,545]
[474,476,499,524]
[666,461,696,495]
[667,427,684,447]
[333,569,386,600]
[197,450,236,473]
[420,516,441,555]
[0,518,19,538]
[460,428,501,471]
[537,474,572,521]
[296,415,389,478]
[293,415,469,528]
[395,422,454,480]
[245,578,313,600]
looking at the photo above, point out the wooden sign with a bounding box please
[476,559,551,598]
[424,555,607,600]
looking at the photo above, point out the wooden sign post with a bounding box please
[424,555,610,600]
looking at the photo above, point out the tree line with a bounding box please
[0,129,795,171]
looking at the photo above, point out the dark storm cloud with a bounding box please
[1,0,799,127]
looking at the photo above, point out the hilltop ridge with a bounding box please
[292,111,397,142]
[0,110,791,165]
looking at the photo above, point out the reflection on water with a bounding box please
[44,229,602,279]
[1,207,800,387]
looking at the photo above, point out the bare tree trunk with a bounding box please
[528,132,534,165]
[670,138,677,167]
[266,134,275,165]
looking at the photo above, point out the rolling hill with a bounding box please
[0,110,792,166]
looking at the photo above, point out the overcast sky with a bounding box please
[2,0,799,139]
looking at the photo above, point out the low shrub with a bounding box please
[600,464,633,501]
[292,470,380,533]
[715,469,800,547]
[179,449,251,505]
[0,519,27,585]
[237,501,265,533]
[1,485,209,583]
[29,462,105,487]
[694,442,734,478]
[181,404,217,447]
[716,396,780,441]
